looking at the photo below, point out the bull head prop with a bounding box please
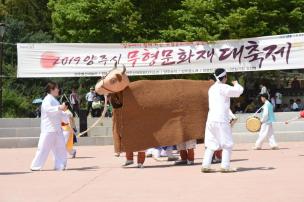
[78,64,129,137]
[95,64,130,95]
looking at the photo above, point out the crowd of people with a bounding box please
[232,79,304,114]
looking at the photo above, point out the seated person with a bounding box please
[244,100,256,113]
[296,99,303,110]
[290,99,299,111]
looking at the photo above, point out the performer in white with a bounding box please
[30,82,69,171]
[202,68,244,173]
[254,93,279,150]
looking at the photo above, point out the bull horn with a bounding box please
[121,65,126,74]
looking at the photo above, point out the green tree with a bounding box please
[1,0,52,32]
[160,0,304,41]
[48,0,142,42]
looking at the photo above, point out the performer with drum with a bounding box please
[254,93,279,150]
[201,68,244,173]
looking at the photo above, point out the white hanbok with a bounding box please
[202,81,243,169]
[31,94,69,171]
[255,100,278,148]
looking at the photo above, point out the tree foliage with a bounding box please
[1,0,304,117]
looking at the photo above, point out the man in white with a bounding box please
[86,87,96,116]
[69,88,80,116]
[31,82,69,171]
[202,68,244,173]
[275,91,282,110]
[254,93,278,150]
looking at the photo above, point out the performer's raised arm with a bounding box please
[220,81,244,98]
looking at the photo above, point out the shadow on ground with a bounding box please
[257,148,289,150]
[231,158,249,162]
[237,167,275,172]
[67,166,99,171]
[123,162,205,169]
[0,172,31,175]
[74,157,96,159]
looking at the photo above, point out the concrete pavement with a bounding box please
[1,142,304,202]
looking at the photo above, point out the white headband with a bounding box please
[214,71,227,81]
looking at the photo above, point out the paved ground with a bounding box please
[1,142,304,202]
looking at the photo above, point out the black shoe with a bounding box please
[174,160,187,165]
[123,160,134,166]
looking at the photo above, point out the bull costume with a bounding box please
[254,93,278,150]
[95,64,212,168]
[31,83,69,171]
[202,68,244,173]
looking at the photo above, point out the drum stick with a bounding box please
[285,116,301,124]
[253,106,263,117]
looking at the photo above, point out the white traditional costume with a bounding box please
[202,70,243,171]
[255,99,278,149]
[31,94,69,171]
[146,146,178,161]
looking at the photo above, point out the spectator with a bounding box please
[291,77,300,89]
[234,101,243,113]
[69,88,80,117]
[86,87,96,117]
[35,105,41,118]
[296,99,303,110]
[270,95,276,111]
[282,104,291,112]
[259,84,270,98]
[290,99,299,111]
[244,100,256,113]
[92,96,102,117]
[260,84,267,94]
[275,91,283,110]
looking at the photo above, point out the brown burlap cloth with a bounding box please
[112,79,213,153]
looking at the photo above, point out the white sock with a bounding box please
[202,148,214,168]
[221,148,232,169]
